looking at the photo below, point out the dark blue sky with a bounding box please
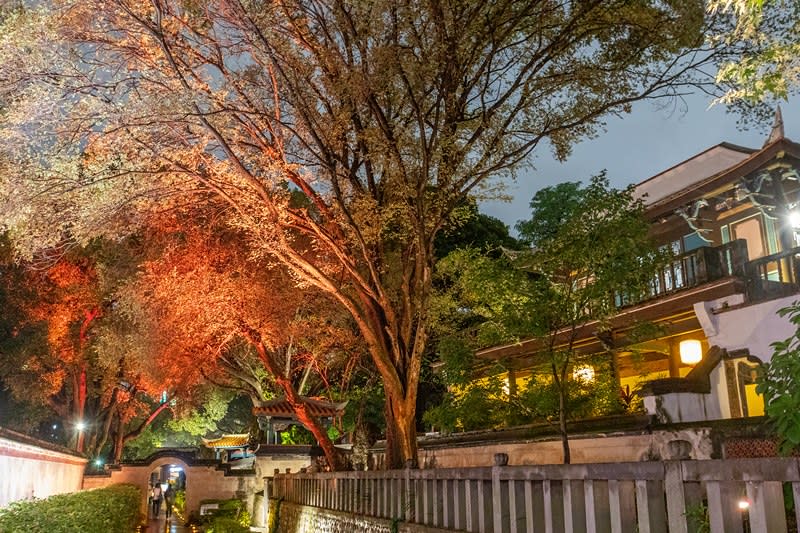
[481,93,800,231]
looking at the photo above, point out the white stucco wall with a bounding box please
[643,294,798,424]
[412,427,714,468]
[0,434,87,508]
[82,453,310,519]
[696,294,798,363]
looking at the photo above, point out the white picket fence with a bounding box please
[269,455,800,532]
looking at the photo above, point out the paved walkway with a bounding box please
[145,509,191,532]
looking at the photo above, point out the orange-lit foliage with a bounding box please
[0,246,171,457]
[0,0,716,466]
[130,215,362,469]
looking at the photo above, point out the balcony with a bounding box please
[746,247,800,301]
[615,239,800,309]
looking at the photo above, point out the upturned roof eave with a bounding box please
[645,137,800,220]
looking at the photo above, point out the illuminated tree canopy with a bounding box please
[0,0,733,466]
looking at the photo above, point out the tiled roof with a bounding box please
[202,434,250,448]
[252,397,347,418]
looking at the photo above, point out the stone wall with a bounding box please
[268,500,455,533]
[410,427,714,468]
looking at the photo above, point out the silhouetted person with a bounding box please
[151,483,162,517]
[164,485,175,519]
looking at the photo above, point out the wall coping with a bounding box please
[0,426,87,465]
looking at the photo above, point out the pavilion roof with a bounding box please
[252,397,347,418]
[202,434,250,449]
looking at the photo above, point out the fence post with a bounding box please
[263,475,271,529]
[493,453,508,533]
[405,460,414,522]
[664,461,688,533]
[746,480,788,532]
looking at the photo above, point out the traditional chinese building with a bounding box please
[477,109,800,425]
[253,397,347,445]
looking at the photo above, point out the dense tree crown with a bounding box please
[432,176,666,462]
[0,239,181,459]
[0,0,729,466]
[709,0,800,106]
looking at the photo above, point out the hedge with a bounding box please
[200,498,250,533]
[0,483,141,533]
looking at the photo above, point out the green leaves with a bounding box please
[0,484,141,533]
[427,176,658,435]
[757,302,800,454]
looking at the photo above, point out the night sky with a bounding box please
[481,93,800,232]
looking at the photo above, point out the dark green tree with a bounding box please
[432,174,666,462]
[756,303,800,453]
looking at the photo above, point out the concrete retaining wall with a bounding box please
[410,427,714,468]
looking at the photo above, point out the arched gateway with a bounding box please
[82,447,312,521]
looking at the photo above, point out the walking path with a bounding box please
[145,509,192,532]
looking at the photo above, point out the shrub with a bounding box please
[200,498,250,532]
[0,483,141,533]
[174,489,186,515]
[206,516,250,533]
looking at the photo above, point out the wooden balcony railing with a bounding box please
[615,240,749,308]
[746,247,800,301]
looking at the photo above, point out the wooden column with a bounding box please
[668,339,681,378]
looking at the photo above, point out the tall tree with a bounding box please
[0,240,175,457]
[436,175,665,463]
[0,0,724,466]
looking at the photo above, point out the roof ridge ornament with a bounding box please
[764,106,785,147]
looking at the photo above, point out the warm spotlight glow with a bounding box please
[572,365,595,383]
[679,340,703,365]
[738,499,750,511]
[75,421,87,431]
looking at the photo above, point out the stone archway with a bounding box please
[143,456,191,520]
[83,447,316,526]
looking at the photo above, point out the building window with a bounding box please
[682,232,707,252]
[721,225,730,244]
[731,216,765,260]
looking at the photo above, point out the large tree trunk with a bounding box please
[74,307,100,453]
[112,418,125,464]
[112,401,171,463]
[90,390,119,458]
[392,395,418,469]
[74,368,87,453]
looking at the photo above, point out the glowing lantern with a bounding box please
[679,340,703,365]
